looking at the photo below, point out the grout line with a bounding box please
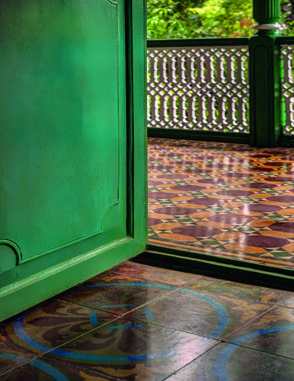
[220,293,293,343]
[160,339,222,381]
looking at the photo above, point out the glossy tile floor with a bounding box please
[148,138,294,269]
[1,260,294,380]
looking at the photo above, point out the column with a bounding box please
[249,0,281,147]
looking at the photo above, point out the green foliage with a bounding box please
[187,0,254,37]
[280,1,294,36]
[147,0,205,39]
[147,0,294,39]
[147,0,254,39]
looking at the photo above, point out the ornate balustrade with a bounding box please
[280,39,294,136]
[147,38,294,141]
[147,39,250,135]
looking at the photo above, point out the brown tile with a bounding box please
[182,203,207,209]
[189,211,216,218]
[152,222,182,230]
[148,212,175,220]
[148,204,162,211]
[222,201,244,208]
[224,244,267,254]
[170,196,195,202]
[274,185,294,191]
[259,230,294,239]
[249,193,271,199]
[249,219,275,228]
[279,208,294,216]
[283,243,294,252]
[157,233,196,242]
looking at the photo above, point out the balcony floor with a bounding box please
[148,137,294,270]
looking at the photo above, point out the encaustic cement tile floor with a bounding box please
[1,260,294,380]
[148,137,294,270]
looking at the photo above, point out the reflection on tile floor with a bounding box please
[1,260,294,380]
[148,138,294,269]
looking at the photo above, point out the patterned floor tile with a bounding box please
[1,261,294,380]
[148,138,294,269]
[184,278,289,305]
[224,305,294,358]
[110,260,201,286]
[128,287,272,339]
[0,357,80,381]
[0,299,115,362]
[165,342,294,381]
[41,317,216,381]
[279,295,294,308]
[55,273,175,315]
[0,356,147,381]
[0,344,35,376]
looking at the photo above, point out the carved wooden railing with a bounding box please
[147,38,294,141]
[147,39,250,134]
[280,40,294,136]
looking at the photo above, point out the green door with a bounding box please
[0,0,147,322]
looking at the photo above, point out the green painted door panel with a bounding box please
[0,0,127,261]
[0,0,147,322]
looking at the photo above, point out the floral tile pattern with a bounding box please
[55,273,175,315]
[129,287,284,340]
[44,318,216,381]
[0,299,116,356]
[148,138,294,269]
[0,261,292,380]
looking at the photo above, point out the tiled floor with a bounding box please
[1,260,294,380]
[2,137,294,380]
[148,138,294,270]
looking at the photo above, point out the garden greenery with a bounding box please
[147,0,294,39]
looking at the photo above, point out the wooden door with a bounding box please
[0,0,147,322]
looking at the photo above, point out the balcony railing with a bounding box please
[147,39,249,136]
[281,40,294,136]
[147,37,294,141]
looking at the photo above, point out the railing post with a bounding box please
[249,0,281,147]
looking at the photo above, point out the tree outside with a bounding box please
[147,0,294,39]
